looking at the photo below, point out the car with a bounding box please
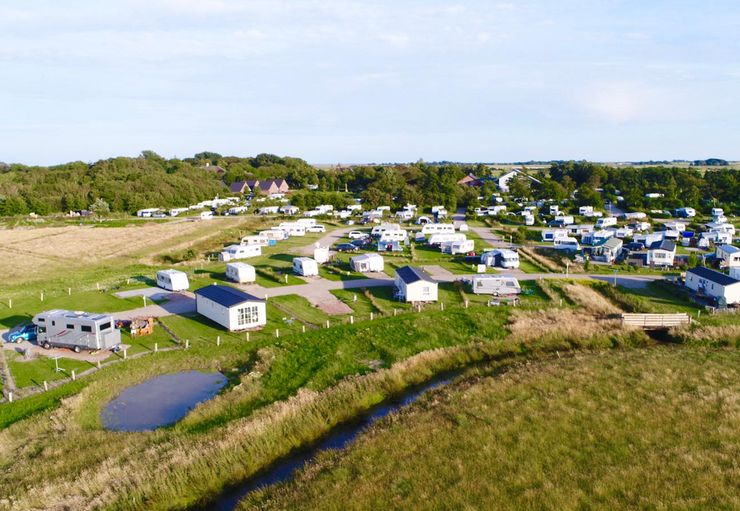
[345,220,355,225]
[348,231,366,239]
[350,239,368,247]
[336,243,360,252]
[8,323,37,343]
[307,225,326,233]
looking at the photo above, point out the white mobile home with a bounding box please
[350,253,385,273]
[428,233,467,246]
[32,310,121,352]
[480,249,520,269]
[591,237,623,263]
[313,246,330,264]
[295,218,317,227]
[623,212,647,220]
[195,285,266,331]
[470,275,521,296]
[276,223,306,237]
[716,244,740,268]
[394,266,438,303]
[553,237,580,251]
[685,266,740,306]
[421,223,456,235]
[220,244,262,262]
[136,208,161,217]
[227,206,249,216]
[371,223,402,237]
[578,206,594,216]
[293,257,319,277]
[156,269,190,291]
[226,262,256,284]
[554,215,575,226]
[646,240,676,267]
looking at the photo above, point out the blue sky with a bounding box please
[1,0,739,165]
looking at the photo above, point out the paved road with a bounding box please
[297,226,358,255]
[469,226,511,249]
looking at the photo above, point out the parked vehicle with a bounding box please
[8,323,37,343]
[306,224,326,233]
[348,231,367,239]
[336,243,360,252]
[32,310,121,352]
[156,269,190,291]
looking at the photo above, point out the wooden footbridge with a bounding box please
[621,313,691,330]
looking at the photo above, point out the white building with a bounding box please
[195,285,266,331]
[226,262,256,284]
[350,253,385,273]
[716,245,740,268]
[497,169,541,193]
[220,244,262,262]
[156,269,189,291]
[293,257,319,277]
[646,240,676,267]
[394,266,438,303]
[542,229,569,242]
[685,267,740,306]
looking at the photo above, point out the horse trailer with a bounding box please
[32,309,121,352]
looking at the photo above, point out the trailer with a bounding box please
[241,235,273,247]
[32,309,121,352]
[442,239,475,255]
[156,269,190,291]
[480,249,520,269]
[470,275,521,296]
[293,257,319,277]
[421,223,456,235]
[220,244,262,262]
[428,233,466,246]
[350,253,385,273]
[226,262,256,283]
[259,229,290,241]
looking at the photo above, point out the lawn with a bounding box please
[243,347,740,511]
[6,350,95,388]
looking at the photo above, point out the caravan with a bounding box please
[421,223,456,235]
[241,235,273,247]
[553,237,580,251]
[428,233,466,246]
[470,275,521,296]
[596,216,617,229]
[350,253,385,273]
[220,244,262,262]
[292,257,319,277]
[156,269,190,291]
[442,239,475,255]
[276,223,306,237]
[259,229,290,241]
[226,262,256,284]
[480,249,520,269]
[379,229,408,243]
[542,229,569,242]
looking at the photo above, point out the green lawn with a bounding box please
[243,347,740,511]
[6,350,95,388]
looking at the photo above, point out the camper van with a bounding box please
[220,244,262,262]
[421,223,456,235]
[596,216,618,229]
[226,262,256,284]
[470,275,521,296]
[480,249,520,269]
[553,237,580,251]
[293,257,319,277]
[32,309,121,352]
[156,269,190,291]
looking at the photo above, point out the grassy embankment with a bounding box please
[243,347,740,511]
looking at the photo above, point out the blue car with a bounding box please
[8,323,37,343]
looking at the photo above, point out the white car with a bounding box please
[348,231,366,239]
[307,225,326,233]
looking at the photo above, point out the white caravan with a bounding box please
[292,257,319,277]
[220,244,262,262]
[226,262,256,284]
[156,269,190,291]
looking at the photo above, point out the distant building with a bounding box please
[229,181,251,194]
[457,173,481,187]
[646,240,676,267]
[248,179,290,195]
[591,237,623,263]
[716,244,740,268]
[497,169,541,193]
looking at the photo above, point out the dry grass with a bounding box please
[670,324,740,347]
[518,247,562,272]
[563,284,622,315]
[507,308,626,344]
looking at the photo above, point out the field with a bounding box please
[243,347,740,511]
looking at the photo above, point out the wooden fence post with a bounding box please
[43,381,48,391]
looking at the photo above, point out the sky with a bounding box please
[1,0,739,165]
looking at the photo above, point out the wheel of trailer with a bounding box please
[43,341,51,350]
[73,345,81,353]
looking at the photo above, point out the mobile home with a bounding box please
[470,275,521,296]
[350,253,385,273]
[553,237,580,251]
[195,285,266,331]
[442,239,475,255]
[394,266,438,303]
[156,269,189,291]
[371,223,402,237]
[685,266,740,306]
[293,257,319,277]
[226,262,256,284]
[220,244,262,262]
[276,223,306,237]
[379,229,409,243]
[421,223,456,235]
[32,310,121,352]
[716,244,740,268]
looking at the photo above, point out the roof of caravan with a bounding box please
[195,285,263,307]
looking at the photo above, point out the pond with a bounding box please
[102,370,227,432]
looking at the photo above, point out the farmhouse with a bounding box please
[350,253,384,273]
[195,285,266,331]
[685,266,740,306]
[394,266,438,303]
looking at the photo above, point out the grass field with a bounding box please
[243,347,740,511]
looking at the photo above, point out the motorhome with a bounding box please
[32,310,121,352]
[428,233,466,245]
[292,257,319,277]
[596,216,618,229]
[226,262,256,284]
[553,237,580,251]
[480,249,520,269]
[220,244,262,262]
[470,275,521,296]
[156,269,190,291]
[421,223,456,235]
